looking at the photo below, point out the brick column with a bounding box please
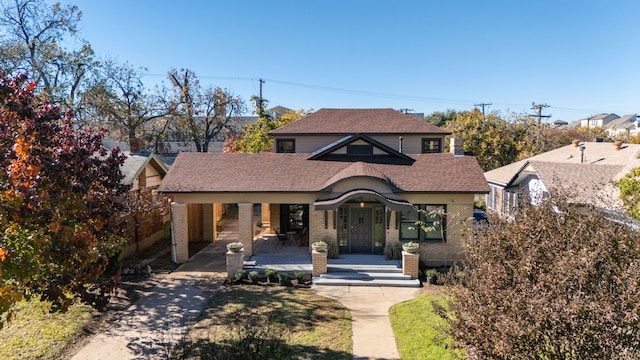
[226,250,245,279]
[171,202,189,263]
[238,203,254,256]
[402,251,420,279]
[261,203,271,233]
[312,250,327,277]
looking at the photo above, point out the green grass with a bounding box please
[0,299,94,360]
[390,293,465,360]
[174,285,352,359]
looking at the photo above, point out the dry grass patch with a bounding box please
[172,285,352,360]
[0,299,93,360]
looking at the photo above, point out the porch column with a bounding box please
[202,204,214,242]
[261,203,271,233]
[238,203,254,256]
[171,202,189,263]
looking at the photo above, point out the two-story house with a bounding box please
[159,108,488,266]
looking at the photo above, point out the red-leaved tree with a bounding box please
[0,73,129,319]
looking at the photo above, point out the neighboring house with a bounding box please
[119,151,171,259]
[604,114,639,140]
[159,108,489,266]
[579,113,620,128]
[484,141,640,218]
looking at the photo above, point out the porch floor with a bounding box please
[247,233,402,274]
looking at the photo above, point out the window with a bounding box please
[400,205,446,242]
[487,185,498,210]
[503,189,519,218]
[421,138,442,154]
[276,139,295,153]
[347,144,373,155]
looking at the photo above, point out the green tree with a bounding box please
[166,68,246,152]
[446,109,519,171]
[0,73,129,320]
[444,194,640,358]
[424,109,459,127]
[617,166,640,220]
[229,104,305,153]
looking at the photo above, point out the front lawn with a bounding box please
[390,293,465,360]
[172,285,352,359]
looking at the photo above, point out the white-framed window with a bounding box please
[488,185,498,210]
[502,189,519,218]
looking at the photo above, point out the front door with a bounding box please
[350,207,372,253]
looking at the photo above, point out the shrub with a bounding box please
[327,240,339,259]
[265,269,278,283]
[384,242,403,260]
[248,271,259,284]
[234,269,248,282]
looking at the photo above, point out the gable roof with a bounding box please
[121,152,169,186]
[158,152,489,194]
[270,108,450,136]
[485,142,640,187]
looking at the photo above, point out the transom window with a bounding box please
[347,144,373,155]
[421,138,442,154]
[400,204,446,242]
[276,139,295,153]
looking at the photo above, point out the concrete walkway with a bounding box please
[313,285,420,360]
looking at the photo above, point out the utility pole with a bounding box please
[530,102,551,125]
[474,102,492,118]
[258,78,265,112]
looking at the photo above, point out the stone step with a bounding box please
[319,272,412,281]
[312,277,421,288]
[327,265,402,273]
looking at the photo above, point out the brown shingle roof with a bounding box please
[159,152,488,194]
[270,108,450,135]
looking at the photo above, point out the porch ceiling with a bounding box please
[314,189,413,211]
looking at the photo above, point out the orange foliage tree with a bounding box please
[0,73,129,320]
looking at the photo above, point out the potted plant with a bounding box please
[614,140,623,150]
[227,242,244,253]
[402,241,419,253]
[311,241,327,252]
[425,268,438,284]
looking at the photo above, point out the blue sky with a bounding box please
[70,0,639,121]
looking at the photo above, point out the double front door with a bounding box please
[338,205,385,254]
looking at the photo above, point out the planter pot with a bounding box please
[426,276,436,284]
[614,140,623,150]
[312,244,327,252]
[227,245,243,253]
[402,245,418,253]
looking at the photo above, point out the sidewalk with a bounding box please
[313,285,420,360]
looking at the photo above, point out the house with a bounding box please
[579,113,620,128]
[604,114,639,140]
[118,151,171,259]
[484,141,640,218]
[159,108,489,266]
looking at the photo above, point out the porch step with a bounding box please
[312,266,421,288]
